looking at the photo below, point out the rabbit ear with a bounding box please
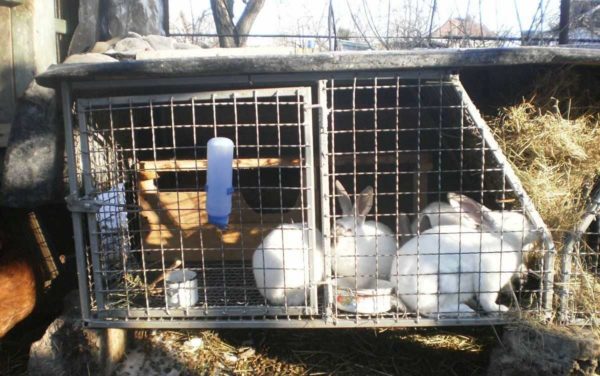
[419,216,432,232]
[398,213,413,246]
[355,186,374,223]
[447,193,492,227]
[397,213,412,236]
[335,180,353,215]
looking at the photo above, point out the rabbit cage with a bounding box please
[51,54,556,328]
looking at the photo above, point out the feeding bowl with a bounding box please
[334,277,394,314]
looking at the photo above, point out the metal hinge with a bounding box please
[55,18,67,35]
[306,103,330,134]
[305,103,327,110]
[65,195,102,213]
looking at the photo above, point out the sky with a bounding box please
[170,0,562,45]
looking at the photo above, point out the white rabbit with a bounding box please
[411,195,481,234]
[253,224,324,306]
[332,180,397,282]
[391,193,539,317]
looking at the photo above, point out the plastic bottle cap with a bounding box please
[208,215,229,229]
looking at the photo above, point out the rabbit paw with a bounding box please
[483,304,510,316]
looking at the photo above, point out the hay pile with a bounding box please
[491,100,600,232]
[488,68,600,324]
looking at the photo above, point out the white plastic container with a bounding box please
[166,269,198,308]
[334,277,394,314]
[206,137,234,229]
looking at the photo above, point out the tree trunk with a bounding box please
[210,0,265,47]
[234,0,265,47]
[210,0,237,48]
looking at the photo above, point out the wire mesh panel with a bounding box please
[321,74,554,325]
[561,187,600,324]
[70,88,319,321]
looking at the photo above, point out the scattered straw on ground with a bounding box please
[119,327,497,376]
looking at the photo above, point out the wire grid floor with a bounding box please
[101,261,268,310]
[93,253,547,320]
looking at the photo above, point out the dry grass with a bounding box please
[571,274,600,325]
[490,100,600,232]
[488,68,600,327]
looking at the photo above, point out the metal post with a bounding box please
[77,101,106,312]
[162,0,170,36]
[559,0,570,45]
[317,80,333,322]
[302,89,319,315]
[61,82,91,320]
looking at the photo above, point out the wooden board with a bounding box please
[137,158,307,263]
[138,189,304,262]
[139,157,301,172]
[138,155,413,173]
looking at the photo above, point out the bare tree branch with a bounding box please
[428,0,437,43]
[328,0,338,51]
[210,0,265,47]
[235,0,266,46]
[386,0,391,41]
[344,0,374,49]
[362,0,389,49]
[524,0,544,43]
[479,0,484,46]
[513,0,525,41]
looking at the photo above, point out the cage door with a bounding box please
[72,87,320,321]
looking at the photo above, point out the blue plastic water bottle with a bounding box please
[206,137,234,229]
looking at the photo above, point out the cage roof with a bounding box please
[36,47,600,88]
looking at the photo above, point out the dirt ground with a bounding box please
[115,326,499,376]
[0,316,53,376]
[1,324,500,375]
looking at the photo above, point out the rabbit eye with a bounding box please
[334,226,353,237]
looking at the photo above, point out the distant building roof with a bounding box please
[532,27,599,46]
[338,39,371,51]
[570,27,600,40]
[432,18,496,38]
